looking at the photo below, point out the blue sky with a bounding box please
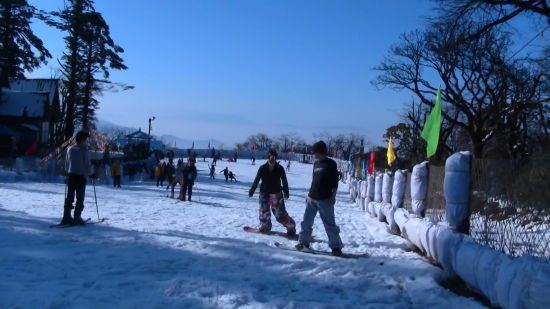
[25,0,543,147]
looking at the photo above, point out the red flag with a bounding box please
[367,150,375,174]
[24,142,37,156]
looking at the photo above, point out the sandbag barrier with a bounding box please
[343,152,550,309]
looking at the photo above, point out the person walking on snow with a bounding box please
[220,167,229,182]
[296,141,343,256]
[286,160,291,172]
[179,157,198,201]
[111,159,122,188]
[248,150,296,236]
[208,163,216,180]
[60,131,96,225]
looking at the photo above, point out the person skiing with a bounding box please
[220,167,229,182]
[179,157,198,201]
[208,163,216,180]
[248,150,296,236]
[228,171,237,182]
[111,159,122,188]
[60,131,95,225]
[295,141,343,256]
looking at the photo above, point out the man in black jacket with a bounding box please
[249,150,296,236]
[296,141,344,256]
[179,157,198,201]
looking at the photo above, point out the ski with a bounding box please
[273,242,368,259]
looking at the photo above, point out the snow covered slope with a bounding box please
[0,159,486,309]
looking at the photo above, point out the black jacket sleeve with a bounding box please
[249,166,263,195]
[280,166,289,196]
[330,161,339,190]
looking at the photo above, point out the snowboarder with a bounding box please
[248,150,296,236]
[296,141,343,256]
[111,159,122,188]
[220,167,229,182]
[228,171,237,182]
[60,131,95,225]
[179,158,198,201]
[208,163,216,180]
[165,162,175,190]
[155,162,164,187]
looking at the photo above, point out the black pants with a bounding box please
[156,177,164,187]
[180,182,193,200]
[113,176,121,188]
[66,174,87,214]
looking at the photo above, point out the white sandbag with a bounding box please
[382,171,393,204]
[474,248,507,306]
[494,255,516,309]
[525,258,550,309]
[444,151,471,230]
[402,217,423,249]
[435,228,464,274]
[366,174,375,203]
[411,161,429,216]
[377,203,386,222]
[425,224,444,261]
[393,208,409,231]
[385,204,399,234]
[417,220,435,255]
[374,174,383,202]
[391,169,407,208]
[367,201,377,217]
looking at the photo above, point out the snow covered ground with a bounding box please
[0,159,486,309]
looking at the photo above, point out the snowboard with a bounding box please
[49,218,99,228]
[273,242,369,259]
[243,226,299,240]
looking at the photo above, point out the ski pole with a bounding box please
[92,179,101,222]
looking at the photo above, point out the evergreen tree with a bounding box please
[0,0,51,86]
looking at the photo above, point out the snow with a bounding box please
[0,159,487,309]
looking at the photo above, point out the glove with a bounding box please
[248,190,254,198]
[284,193,289,200]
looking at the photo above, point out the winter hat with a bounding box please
[75,131,89,143]
[312,141,328,155]
[268,150,278,157]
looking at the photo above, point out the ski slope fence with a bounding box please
[346,151,550,309]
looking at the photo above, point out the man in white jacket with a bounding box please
[61,131,95,225]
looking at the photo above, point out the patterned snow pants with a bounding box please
[258,193,296,232]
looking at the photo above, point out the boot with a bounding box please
[295,243,310,251]
[331,248,343,257]
[59,204,73,225]
[286,227,296,237]
[72,208,86,225]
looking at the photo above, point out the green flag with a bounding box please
[421,88,442,157]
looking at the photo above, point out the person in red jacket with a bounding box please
[249,150,296,236]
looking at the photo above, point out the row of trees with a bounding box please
[235,132,368,159]
[376,0,549,162]
[0,0,130,147]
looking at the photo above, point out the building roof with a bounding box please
[126,128,150,140]
[0,90,48,118]
[8,79,59,107]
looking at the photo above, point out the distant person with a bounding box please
[286,160,291,172]
[155,162,164,187]
[165,162,175,190]
[60,131,95,225]
[179,158,198,201]
[208,163,216,180]
[296,141,343,256]
[220,167,229,182]
[228,171,237,182]
[248,150,296,236]
[111,160,122,188]
[252,156,256,165]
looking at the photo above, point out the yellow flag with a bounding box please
[387,137,396,167]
